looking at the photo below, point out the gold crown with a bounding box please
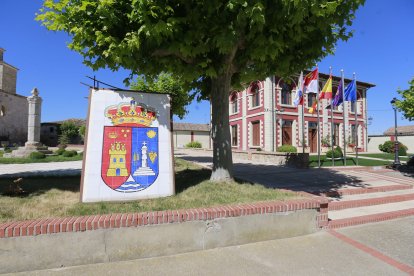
[109,142,126,155]
[105,100,157,127]
[108,132,118,139]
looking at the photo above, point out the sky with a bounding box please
[0,0,413,135]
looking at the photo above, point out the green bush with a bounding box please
[379,141,408,155]
[55,148,65,155]
[4,148,13,153]
[186,141,202,148]
[0,150,3,157]
[277,145,297,153]
[62,150,77,157]
[29,152,46,159]
[326,146,343,158]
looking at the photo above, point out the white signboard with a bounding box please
[81,89,174,202]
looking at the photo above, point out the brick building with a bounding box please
[0,48,28,145]
[229,72,375,153]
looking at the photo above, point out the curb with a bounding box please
[0,198,328,239]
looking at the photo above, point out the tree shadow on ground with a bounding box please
[176,153,410,199]
[0,176,81,197]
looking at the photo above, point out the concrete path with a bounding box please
[0,161,82,177]
[12,217,414,275]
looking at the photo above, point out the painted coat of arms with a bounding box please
[101,100,159,193]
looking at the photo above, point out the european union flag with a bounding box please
[344,79,357,102]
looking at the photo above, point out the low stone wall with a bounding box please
[0,198,328,273]
[232,150,309,168]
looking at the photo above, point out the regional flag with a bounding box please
[293,71,304,106]
[309,76,332,113]
[332,81,343,107]
[304,68,318,94]
[344,79,357,102]
[320,76,333,100]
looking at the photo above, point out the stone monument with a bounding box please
[9,88,52,157]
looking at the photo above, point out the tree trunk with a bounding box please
[210,73,233,181]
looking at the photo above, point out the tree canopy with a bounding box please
[37,0,365,181]
[130,72,193,119]
[395,77,414,121]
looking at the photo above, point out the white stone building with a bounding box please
[0,48,28,145]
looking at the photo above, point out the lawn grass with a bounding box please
[308,155,391,167]
[0,154,83,164]
[0,158,298,223]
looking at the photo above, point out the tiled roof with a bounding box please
[173,122,210,132]
[384,125,414,135]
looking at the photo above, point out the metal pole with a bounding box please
[272,76,275,152]
[302,101,305,154]
[330,67,334,166]
[391,98,401,167]
[316,65,321,168]
[341,69,346,166]
[354,73,358,166]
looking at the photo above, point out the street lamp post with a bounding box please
[390,97,401,167]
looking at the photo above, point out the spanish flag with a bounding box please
[308,76,332,113]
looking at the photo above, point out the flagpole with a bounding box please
[354,72,358,166]
[302,101,305,154]
[341,69,346,166]
[330,67,334,167]
[316,65,321,168]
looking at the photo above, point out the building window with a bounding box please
[113,158,117,163]
[351,125,357,144]
[251,87,260,108]
[333,123,340,146]
[0,105,5,116]
[281,83,292,105]
[351,101,356,113]
[231,125,238,146]
[307,93,316,108]
[49,127,54,133]
[230,93,238,114]
[251,121,260,147]
[120,158,124,163]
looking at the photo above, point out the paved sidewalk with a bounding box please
[175,149,413,194]
[12,217,414,275]
[0,161,82,177]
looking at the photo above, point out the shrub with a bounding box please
[186,141,202,148]
[4,148,13,153]
[277,145,297,153]
[326,146,343,158]
[55,148,65,155]
[29,152,46,159]
[58,134,70,149]
[62,150,77,157]
[0,150,3,157]
[379,141,408,155]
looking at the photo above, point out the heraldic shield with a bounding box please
[101,100,159,193]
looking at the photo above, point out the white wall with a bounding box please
[368,135,414,154]
[173,130,211,149]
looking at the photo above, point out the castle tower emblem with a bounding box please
[107,142,128,177]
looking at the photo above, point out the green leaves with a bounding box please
[36,0,365,97]
[395,77,414,121]
[130,72,195,119]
